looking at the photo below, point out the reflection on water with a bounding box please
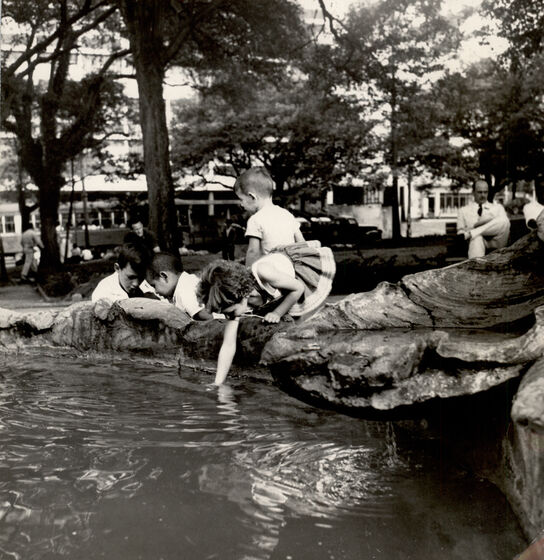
[0,353,526,560]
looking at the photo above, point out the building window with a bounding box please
[439,192,471,215]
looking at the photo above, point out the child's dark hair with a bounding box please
[197,260,257,312]
[117,243,150,277]
[147,252,183,278]
[234,167,274,197]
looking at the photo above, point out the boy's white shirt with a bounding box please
[172,272,204,318]
[245,201,301,254]
[91,272,156,304]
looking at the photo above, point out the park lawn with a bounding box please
[28,239,449,300]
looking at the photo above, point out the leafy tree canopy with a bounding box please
[482,0,544,60]
[1,0,128,269]
[433,56,544,195]
[170,43,377,201]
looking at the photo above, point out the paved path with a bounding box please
[0,281,70,312]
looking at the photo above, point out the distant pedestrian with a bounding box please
[20,221,43,283]
[457,179,510,258]
[221,218,242,260]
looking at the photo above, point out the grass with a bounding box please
[2,238,451,300]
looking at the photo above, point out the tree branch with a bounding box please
[4,1,117,77]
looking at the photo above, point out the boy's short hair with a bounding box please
[147,251,183,278]
[117,243,150,277]
[234,167,274,198]
[197,259,256,312]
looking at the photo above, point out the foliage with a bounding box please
[170,44,376,199]
[1,0,129,269]
[432,55,544,196]
[117,0,308,251]
[481,0,544,200]
[482,0,544,61]
[328,0,461,236]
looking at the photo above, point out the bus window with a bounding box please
[2,215,16,233]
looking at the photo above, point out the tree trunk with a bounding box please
[17,184,32,228]
[37,175,62,271]
[0,236,9,282]
[119,0,177,252]
[135,62,177,251]
[390,75,401,240]
[535,177,544,204]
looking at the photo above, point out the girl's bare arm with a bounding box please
[215,319,240,385]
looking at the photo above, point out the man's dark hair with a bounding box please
[147,251,183,278]
[117,243,150,277]
[127,215,145,227]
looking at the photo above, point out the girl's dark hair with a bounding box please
[197,260,256,312]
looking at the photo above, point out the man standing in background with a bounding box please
[20,221,43,283]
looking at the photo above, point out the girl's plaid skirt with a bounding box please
[271,240,336,317]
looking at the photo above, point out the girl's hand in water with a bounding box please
[263,311,281,323]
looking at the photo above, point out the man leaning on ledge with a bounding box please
[456,179,511,259]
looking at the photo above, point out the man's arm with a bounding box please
[456,206,469,237]
[146,231,160,252]
[245,236,262,267]
[470,204,510,239]
[35,232,44,249]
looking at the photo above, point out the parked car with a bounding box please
[298,214,382,246]
[358,225,382,244]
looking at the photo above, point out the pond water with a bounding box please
[0,354,526,560]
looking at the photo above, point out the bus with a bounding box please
[0,190,242,258]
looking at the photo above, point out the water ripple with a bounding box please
[0,353,527,560]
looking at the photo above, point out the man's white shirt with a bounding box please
[457,201,508,237]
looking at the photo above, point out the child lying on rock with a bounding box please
[197,241,335,385]
[146,252,214,321]
[91,243,158,304]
